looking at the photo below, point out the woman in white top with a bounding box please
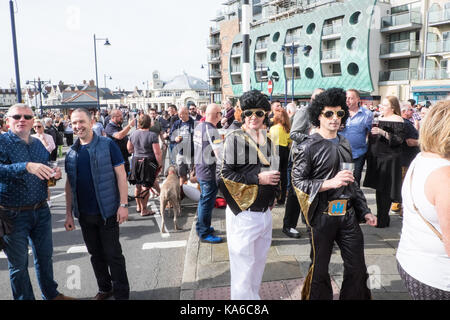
[32,119,56,153]
[396,101,450,299]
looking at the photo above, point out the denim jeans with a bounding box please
[196,179,218,239]
[353,154,366,187]
[2,205,59,300]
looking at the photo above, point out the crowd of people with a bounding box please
[0,87,448,301]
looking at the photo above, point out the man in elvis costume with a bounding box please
[217,90,280,299]
[292,88,378,300]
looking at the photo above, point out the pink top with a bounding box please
[32,133,56,153]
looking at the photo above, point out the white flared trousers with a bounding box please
[226,206,272,300]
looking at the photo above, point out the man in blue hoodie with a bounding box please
[64,108,130,300]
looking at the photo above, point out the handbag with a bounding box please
[409,165,443,242]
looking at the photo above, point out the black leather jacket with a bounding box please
[217,129,279,215]
[291,133,371,226]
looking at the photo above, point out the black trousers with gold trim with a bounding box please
[302,209,371,300]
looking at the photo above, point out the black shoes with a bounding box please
[283,227,301,239]
[93,291,114,300]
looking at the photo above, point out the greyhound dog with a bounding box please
[159,165,181,233]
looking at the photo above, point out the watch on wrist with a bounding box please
[120,203,129,208]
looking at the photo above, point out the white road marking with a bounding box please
[1,249,32,259]
[50,192,66,200]
[148,199,170,238]
[67,246,88,254]
[142,240,187,250]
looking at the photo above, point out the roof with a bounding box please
[162,72,208,91]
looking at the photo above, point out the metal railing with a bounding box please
[381,11,421,28]
[208,54,221,62]
[209,70,221,77]
[379,68,418,81]
[255,40,268,50]
[231,46,243,56]
[254,63,269,70]
[322,24,342,36]
[207,39,221,47]
[284,54,299,64]
[380,40,420,55]
[427,40,450,54]
[428,9,450,24]
[424,67,450,80]
[322,72,342,78]
[321,48,340,60]
[230,65,242,73]
[285,35,301,44]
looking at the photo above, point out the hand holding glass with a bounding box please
[47,161,58,187]
[340,162,355,184]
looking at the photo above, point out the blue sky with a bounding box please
[1,0,225,90]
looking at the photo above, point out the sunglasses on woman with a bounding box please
[243,110,266,118]
[34,125,43,128]
[321,110,346,119]
[10,114,33,120]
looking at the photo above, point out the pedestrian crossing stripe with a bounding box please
[142,241,187,250]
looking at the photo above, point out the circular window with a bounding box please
[272,32,280,42]
[347,63,359,76]
[350,12,361,25]
[346,37,358,50]
[303,45,312,57]
[305,68,314,79]
[306,23,316,35]
[270,52,277,62]
[271,71,280,81]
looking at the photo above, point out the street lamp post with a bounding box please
[93,34,111,111]
[9,0,22,103]
[201,64,211,103]
[104,74,112,88]
[26,78,50,118]
[281,42,304,105]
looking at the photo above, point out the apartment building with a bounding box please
[207,0,450,104]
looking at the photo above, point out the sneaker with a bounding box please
[208,227,215,234]
[200,234,223,244]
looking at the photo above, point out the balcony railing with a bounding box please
[321,48,340,60]
[209,70,221,77]
[254,63,269,70]
[381,11,421,28]
[380,40,420,55]
[427,40,450,54]
[285,35,301,44]
[255,41,268,51]
[379,68,418,82]
[322,72,342,78]
[284,54,300,65]
[424,67,450,80]
[428,9,450,24]
[322,24,342,36]
[230,65,242,73]
[231,46,243,56]
[208,54,221,62]
[210,85,222,92]
[207,39,221,47]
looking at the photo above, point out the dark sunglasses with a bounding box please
[243,110,266,118]
[321,110,346,119]
[10,114,33,120]
[34,125,43,128]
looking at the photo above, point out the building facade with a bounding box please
[207,0,450,105]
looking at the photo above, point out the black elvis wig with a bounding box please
[239,90,271,127]
[308,87,349,128]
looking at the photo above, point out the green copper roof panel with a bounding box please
[230,0,377,97]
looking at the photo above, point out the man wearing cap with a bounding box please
[217,90,280,300]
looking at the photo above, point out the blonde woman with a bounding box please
[363,96,405,228]
[32,119,56,154]
[396,101,450,299]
